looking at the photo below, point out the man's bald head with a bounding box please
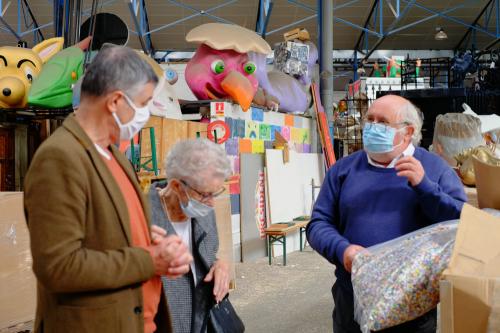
[367,94,423,145]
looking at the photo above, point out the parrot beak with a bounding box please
[220,71,255,112]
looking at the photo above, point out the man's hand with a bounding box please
[395,156,425,187]
[147,235,193,279]
[343,244,365,273]
[204,260,230,303]
[151,225,167,245]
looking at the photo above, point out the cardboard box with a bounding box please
[283,28,310,42]
[0,192,36,330]
[214,185,236,289]
[440,204,500,333]
[473,157,500,209]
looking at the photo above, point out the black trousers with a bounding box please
[332,282,437,333]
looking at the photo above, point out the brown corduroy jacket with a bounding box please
[24,114,172,333]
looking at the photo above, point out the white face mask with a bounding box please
[112,94,150,141]
[181,196,214,218]
[178,182,214,218]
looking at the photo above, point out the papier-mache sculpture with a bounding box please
[28,37,92,108]
[249,38,318,114]
[138,52,182,119]
[0,37,64,108]
[70,44,181,118]
[185,23,276,112]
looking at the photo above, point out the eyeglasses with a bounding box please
[180,180,225,202]
[362,120,409,133]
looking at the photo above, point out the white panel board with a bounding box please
[265,149,324,256]
[240,154,267,262]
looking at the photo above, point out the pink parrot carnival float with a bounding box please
[185,23,273,112]
[185,23,318,114]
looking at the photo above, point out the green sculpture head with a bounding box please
[28,46,84,108]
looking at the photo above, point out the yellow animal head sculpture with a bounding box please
[0,37,64,108]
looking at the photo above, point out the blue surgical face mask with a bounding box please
[180,192,214,218]
[363,122,406,154]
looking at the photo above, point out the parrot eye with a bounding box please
[243,61,256,74]
[211,60,225,74]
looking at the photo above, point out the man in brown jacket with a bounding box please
[24,45,192,333]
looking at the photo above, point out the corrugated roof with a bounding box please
[0,0,497,52]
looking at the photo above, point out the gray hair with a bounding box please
[165,139,232,188]
[81,45,157,98]
[399,100,424,146]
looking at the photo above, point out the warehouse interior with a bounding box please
[1,0,500,332]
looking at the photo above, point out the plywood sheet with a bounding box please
[265,149,324,256]
[214,187,236,286]
[160,119,188,171]
[187,121,208,139]
[240,154,267,262]
[140,118,209,176]
[0,193,36,329]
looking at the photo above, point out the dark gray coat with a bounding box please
[149,181,219,333]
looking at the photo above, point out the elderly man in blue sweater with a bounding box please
[306,95,466,333]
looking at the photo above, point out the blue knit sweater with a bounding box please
[306,147,467,287]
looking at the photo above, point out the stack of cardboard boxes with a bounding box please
[440,204,500,333]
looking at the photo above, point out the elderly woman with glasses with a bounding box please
[149,139,232,333]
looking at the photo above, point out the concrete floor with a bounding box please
[231,249,336,333]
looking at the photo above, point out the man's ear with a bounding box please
[405,125,415,142]
[105,91,122,114]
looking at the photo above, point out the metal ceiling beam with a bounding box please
[167,0,234,24]
[361,0,416,60]
[19,21,51,37]
[53,0,64,37]
[0,15,20,39]
[268,0,382,37]
[320,0,333,118]
[353,0,379,52]
[144,0,238,36]
[455,0,494,50]
[256,0,273,38]
[21,0,44,41]
[266,13,316,36]
[1,0,52,42]
[403,0,497,39]
[496,0,499,37]
[485,37,499,49]
[141,0,154,53]
[128,0,149,54]
[386,1,469,36]
[82,0,116,16]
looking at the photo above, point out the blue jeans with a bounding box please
[332,282,437,333]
